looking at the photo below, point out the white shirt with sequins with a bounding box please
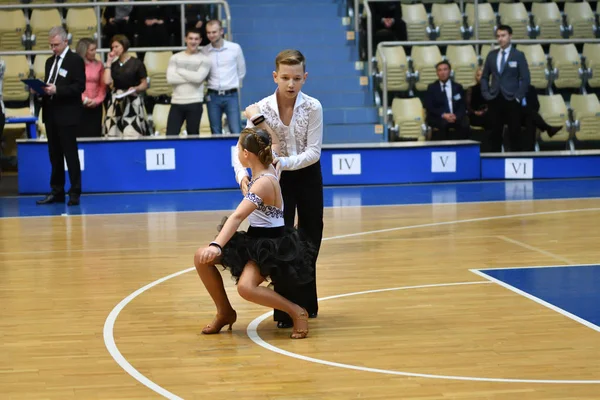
[233,90,323,185]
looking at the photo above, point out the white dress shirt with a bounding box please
[233,90,323,184]
[497,45,511,73]
[201,40,246,91]
[440,80,453,114]
[47,46,70,85]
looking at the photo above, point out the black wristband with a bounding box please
[209,242,223,253]
[251,115,265,125]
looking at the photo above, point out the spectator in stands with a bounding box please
[36,26,85,206]
[481,25,531,152]
[184,4,211,46]
[235,49,323,328]
[137,0,175,49]
[519,85,563,151]
[103,0,135,46]
[0,59,5,180]
[76,38,106,138]
[424,61,469,141]
[202,20,246,134]
[466,67,491,151]
[369,2,407,56]
[103,35,150,137]
[165,29,211,136]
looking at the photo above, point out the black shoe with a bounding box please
[546,125,563,138]
[68,196,80,206]
[277,321,293,329]
[309,312,318,319]
[36,193,65,205]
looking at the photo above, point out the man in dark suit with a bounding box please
[481,24,531,152]
[519,85,563,151]
[424,61,469,141]
[36,26,85,206]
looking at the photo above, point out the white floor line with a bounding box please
[496,235,576,265]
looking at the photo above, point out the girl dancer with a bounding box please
[194,127,315,339]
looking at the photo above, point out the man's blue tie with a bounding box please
[499,50,507,74]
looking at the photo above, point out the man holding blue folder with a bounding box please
[34,26,85,206]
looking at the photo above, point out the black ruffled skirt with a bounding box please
[216,219,316,285]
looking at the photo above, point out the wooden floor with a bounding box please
[1,198,599,399]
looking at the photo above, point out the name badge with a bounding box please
[453,93,461,101]
[508,61,517,68]
[58,68,68,77]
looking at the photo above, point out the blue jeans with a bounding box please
[206,91,242,134]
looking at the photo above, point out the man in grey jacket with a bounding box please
[481,25,531,152]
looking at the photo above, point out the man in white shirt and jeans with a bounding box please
[202,20,246,134]
[166,29,211,136]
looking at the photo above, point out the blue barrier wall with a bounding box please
[17,138,481,194]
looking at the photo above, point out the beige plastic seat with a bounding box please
[582,43,600,88]
[537,95,569,143]
[200,104,211,137]
[532,3,562,39]
[152,104,170,135]
[32,54,52,81]
[4,107,34,137]
[3,55,30,102]
[570,93,600,142]
[445,45,478,88]
[431,4,462,40]
[29,9,63,50]
[401,4,428,41]
[498,3,530,39]
[519,44,548,90]
[66,8,98,46]
[0,10,26,50]
[549,44,581,89]
[391,97,426,140]
[466,3,496,40]
[564,1,595,39]
[411,45,443,91]
[144,51,173,97]
[480,44,498,64]
[377,46,409,92]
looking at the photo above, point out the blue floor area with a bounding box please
[479,265,600,330]
[1,178,600,218]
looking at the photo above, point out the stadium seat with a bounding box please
[479,44,498,64]
[582,43,600,88]
[200,104,211,137]
[549,44,582,89]
[537,95,570,145]
[0,10,26,50]
[518,44,548,90]
[32,54,51,81]
[401,4,428,41]
[144,51,173,97]
[411,45,443,91]
[3,55,31,102]
[564,1,595,39]
[445,45,478,88]
[29,9,63,50]
[431,4,462,41]
[391,97,426,141]
[532,2,562,39]
[376,46,409,92]
[498,3,530,39]
[569,93,600,142]
[66,8,98,46]
[466,3,496,40]
[4,107,33,137]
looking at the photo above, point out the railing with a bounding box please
[0,0,231,58]
[377,38,600,141]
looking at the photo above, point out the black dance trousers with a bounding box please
[45,118,81,196]
[273,160,324,323]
